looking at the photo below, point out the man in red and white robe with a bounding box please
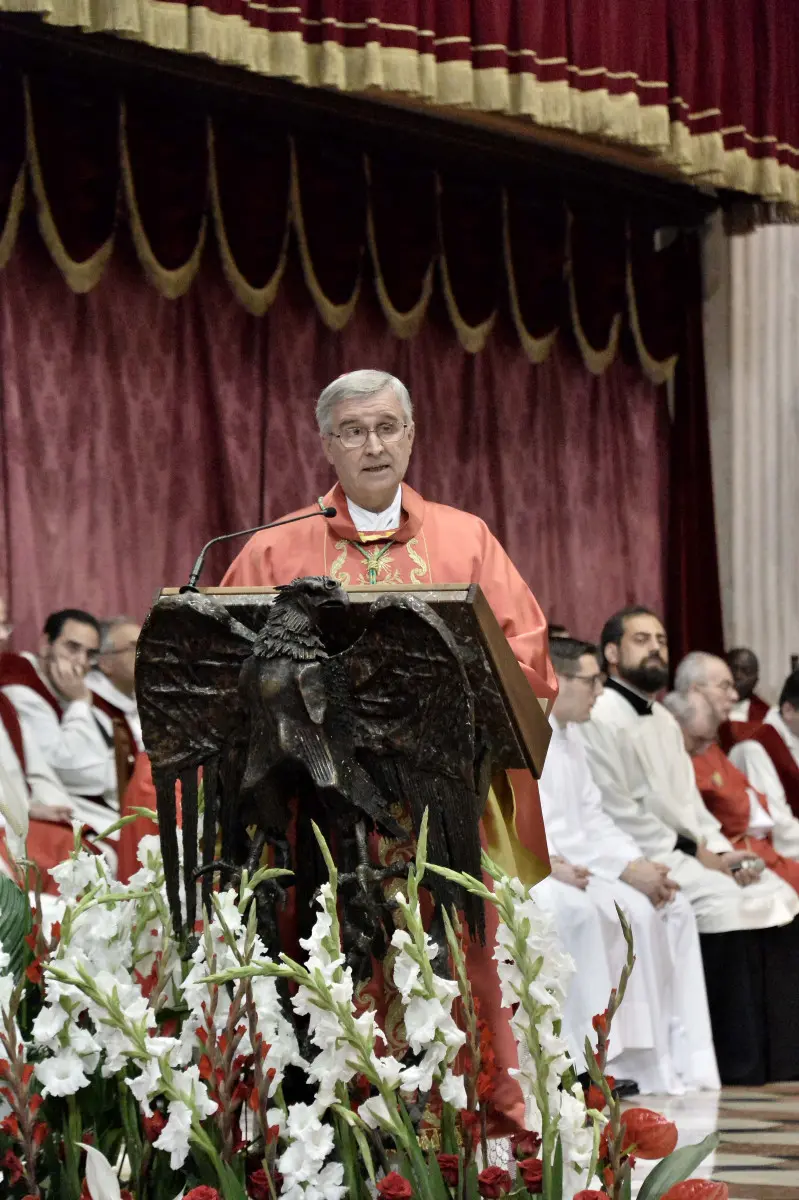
[730,668,799,823]
[220,369,557,1135]
[719,647,770,751]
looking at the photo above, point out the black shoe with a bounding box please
[611,1078,640,1099]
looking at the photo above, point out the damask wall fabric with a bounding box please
[0,222,669,652]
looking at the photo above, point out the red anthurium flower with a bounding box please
[184,1189,223,1200]
[518,1157,543,1193]
[619,1108,679,1159]
[376,1171,413,1198]
[661,1183,729,1200]
[477,1166,513,1197]
[436,1153,460,1186]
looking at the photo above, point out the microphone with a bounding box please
[181,507,337,592]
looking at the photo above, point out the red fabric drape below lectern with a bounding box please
[0,222,669,650]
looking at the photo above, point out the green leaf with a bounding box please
[636,1132,720,1200]
[351,1124,377,1188]
[0,872,32,980]
[551,1133,563,1200]
[464,1160,479,1200]
[215,1159,249,1200]
[622,1166,632,1200]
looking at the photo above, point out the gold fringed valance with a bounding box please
[0,71,689,379]
[2,0,798,216]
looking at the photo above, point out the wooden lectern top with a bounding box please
[150,582,551,777]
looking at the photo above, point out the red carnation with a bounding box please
[512,1131,541,1159]
[619,1107,678,1159]
[141,1111,166,1142]
[377,1171,413,1198]
[248,1168,272,1200]
[184,1189,222,1200]
[518,1157,543,1193]
[436,1154,460,1187]
[661,1183,729,1200]
[477,1166,513,1197]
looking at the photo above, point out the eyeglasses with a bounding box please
[570,673,603,690]
[329,420,408,451]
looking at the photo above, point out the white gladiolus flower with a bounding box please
[357,1094,395,1131]
[127,1056,163,1117]
[31,1002,69,1048]
[439,1070,467,1110]
[154,1099,193,1169]
[0,972,14,1014]
[281,1160,347,1200]
[50,849,100,901]
[35,1048,92,1097]
[211,888,243,937]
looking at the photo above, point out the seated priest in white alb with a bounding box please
[0,609,118,836]
[537,637,719,1093]
[0,596,74,869]
[729,668,799,832]
[87,616,144,752]
[580,605,799,1086]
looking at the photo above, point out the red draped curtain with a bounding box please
[0,220,670,653]
[0,69,685,385]
[1,2,797,212]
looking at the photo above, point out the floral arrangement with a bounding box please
[0,809,725,1200]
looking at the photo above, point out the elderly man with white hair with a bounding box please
[670,652,799,890]
[580,605,799,1084]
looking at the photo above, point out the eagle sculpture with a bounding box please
[136,577,488,975]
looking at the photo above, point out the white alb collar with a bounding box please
[346,486,402,533]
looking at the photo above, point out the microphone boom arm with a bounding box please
[182,507,337,592]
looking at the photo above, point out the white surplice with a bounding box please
[730,709,799,859]
[0,716,72,859]
[2,653,118,833]
[539,719,719,1092]
[86,669,144,752]
[580,682,799,933]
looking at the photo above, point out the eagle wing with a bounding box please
[324,593,485,939]
[136,592,256,934]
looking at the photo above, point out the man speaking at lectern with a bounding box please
[221,368,558,1134]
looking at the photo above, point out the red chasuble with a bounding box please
[718,694,770,752]
[220,481,558,1135]
[693,742,799,894]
